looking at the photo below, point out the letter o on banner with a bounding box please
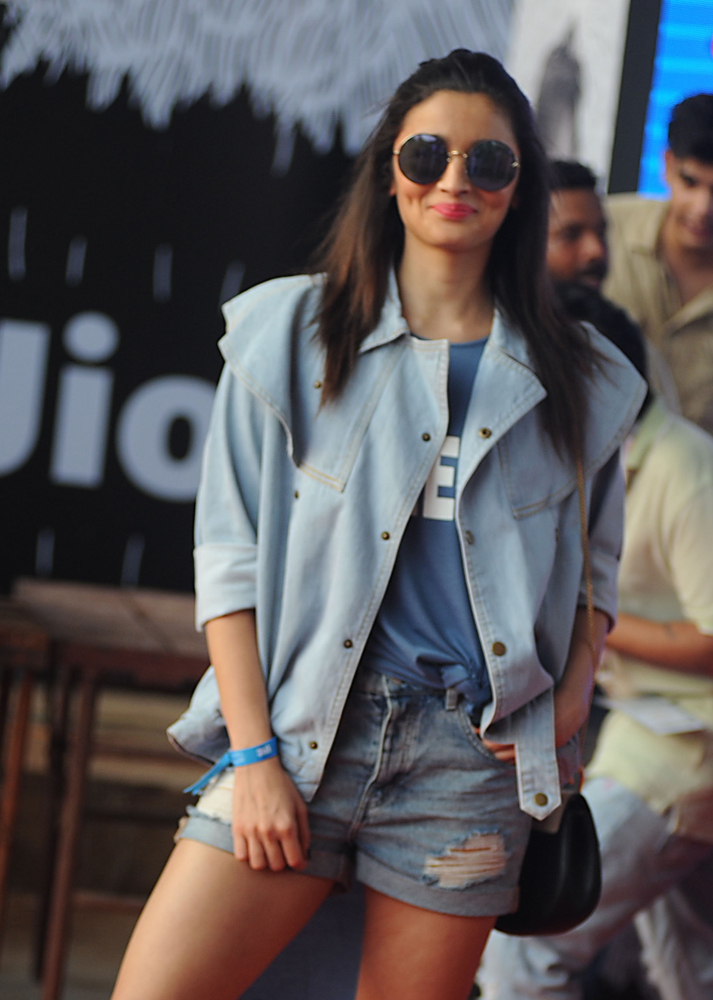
[117,376,215,501]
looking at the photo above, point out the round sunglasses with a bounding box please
[393,133,519,191]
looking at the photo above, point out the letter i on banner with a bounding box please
[50,313,119,488]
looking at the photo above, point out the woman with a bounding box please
[112,50,644,1000]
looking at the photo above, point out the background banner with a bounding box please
[0,0,512,594]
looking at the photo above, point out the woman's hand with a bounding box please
[204,611,310,871]
[553,607,608,747]
[479,735,516,764]
[231,755,310,872]
[478,608,609,763]
[552,676,591,748]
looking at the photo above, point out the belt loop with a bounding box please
[445,687,459,711]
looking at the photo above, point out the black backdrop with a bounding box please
[1,61,353,594]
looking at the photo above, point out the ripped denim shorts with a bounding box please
[177,664,532,917]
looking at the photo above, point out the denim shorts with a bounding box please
[177,665,532,917]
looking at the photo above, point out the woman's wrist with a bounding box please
[227,737,278,767]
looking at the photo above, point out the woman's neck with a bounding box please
[396,242,494,343]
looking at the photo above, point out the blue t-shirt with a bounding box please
[363,336,492,710]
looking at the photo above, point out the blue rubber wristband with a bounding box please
[227,738,278,767]
[183,737,278,795]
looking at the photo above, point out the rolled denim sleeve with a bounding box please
[580,450,625,626]
[194,364,265,629]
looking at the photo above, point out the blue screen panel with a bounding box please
[639,0,713,196]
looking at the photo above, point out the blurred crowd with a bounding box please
[480,94,713,1000]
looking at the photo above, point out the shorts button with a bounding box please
[309,741,318,750]
[464,530,474,544]
[491,641,506,656]
[422,432,431,441]
[313,380,322,389]
[533,792,548,807]
[479,427,492,438]
[293,490,299,499]
[343,639,353,648]
[381,531,390,540]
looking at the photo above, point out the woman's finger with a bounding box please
[246,834,268,871]
[260,829,288,872]
[278,823,307,871]
[232,831,249,862]
[479,734,516,763]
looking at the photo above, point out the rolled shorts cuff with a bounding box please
[177,808,233,852]
[355,849,520,918]
[177,808,353,889]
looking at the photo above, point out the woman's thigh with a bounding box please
[111,838,333,1000]
[358,886,494,1000]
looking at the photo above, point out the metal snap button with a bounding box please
[313,380,322,389]
[533,792,548,807]
[479,427,492,439]
[381,531,390,540]
[343,639,353,648]
[421,432,431,441]
[491,641,506,656]
[309,741,318,750]
[464,530,474,544]
[293,490,299,499]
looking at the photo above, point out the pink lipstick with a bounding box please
[432,203,475,220]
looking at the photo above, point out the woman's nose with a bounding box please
[438,154,470,194]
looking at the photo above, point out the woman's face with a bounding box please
[390,90,520,259]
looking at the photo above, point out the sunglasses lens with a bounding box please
[466,140,518,191]
[397,134,448,184]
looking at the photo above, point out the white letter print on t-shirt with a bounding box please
[421,435,460,520]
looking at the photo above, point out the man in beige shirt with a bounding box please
[605,94,713,435]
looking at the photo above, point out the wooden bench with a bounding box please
[0,599,49,941]
[11,579,209,1000]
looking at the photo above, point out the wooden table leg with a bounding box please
[0,668,12,757]
[40,670,97,1000]
[0,670,33,939]
[35,660,71,979]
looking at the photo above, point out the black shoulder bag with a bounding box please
[495,457,602,937]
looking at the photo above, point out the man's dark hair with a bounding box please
[668,94,713,164]
[554,282,653,417]
[549,160,598,192]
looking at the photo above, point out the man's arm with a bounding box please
[605,614,713,677]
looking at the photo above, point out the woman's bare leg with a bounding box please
[356,886,494,1000]
[111,839,333,1000]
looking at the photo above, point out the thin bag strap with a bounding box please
[575,455,596,790]
[576,456,596,669]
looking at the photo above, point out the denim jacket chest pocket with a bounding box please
[497,412,577,517]
[292,341,408,491]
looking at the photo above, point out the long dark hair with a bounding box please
[312,49,599,460]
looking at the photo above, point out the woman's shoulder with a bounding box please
[215,274,328,427]
[218,274,325,380]
[221,274,324,343]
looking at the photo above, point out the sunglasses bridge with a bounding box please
[445,149,521,171]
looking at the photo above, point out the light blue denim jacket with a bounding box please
[168,274,646,820]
